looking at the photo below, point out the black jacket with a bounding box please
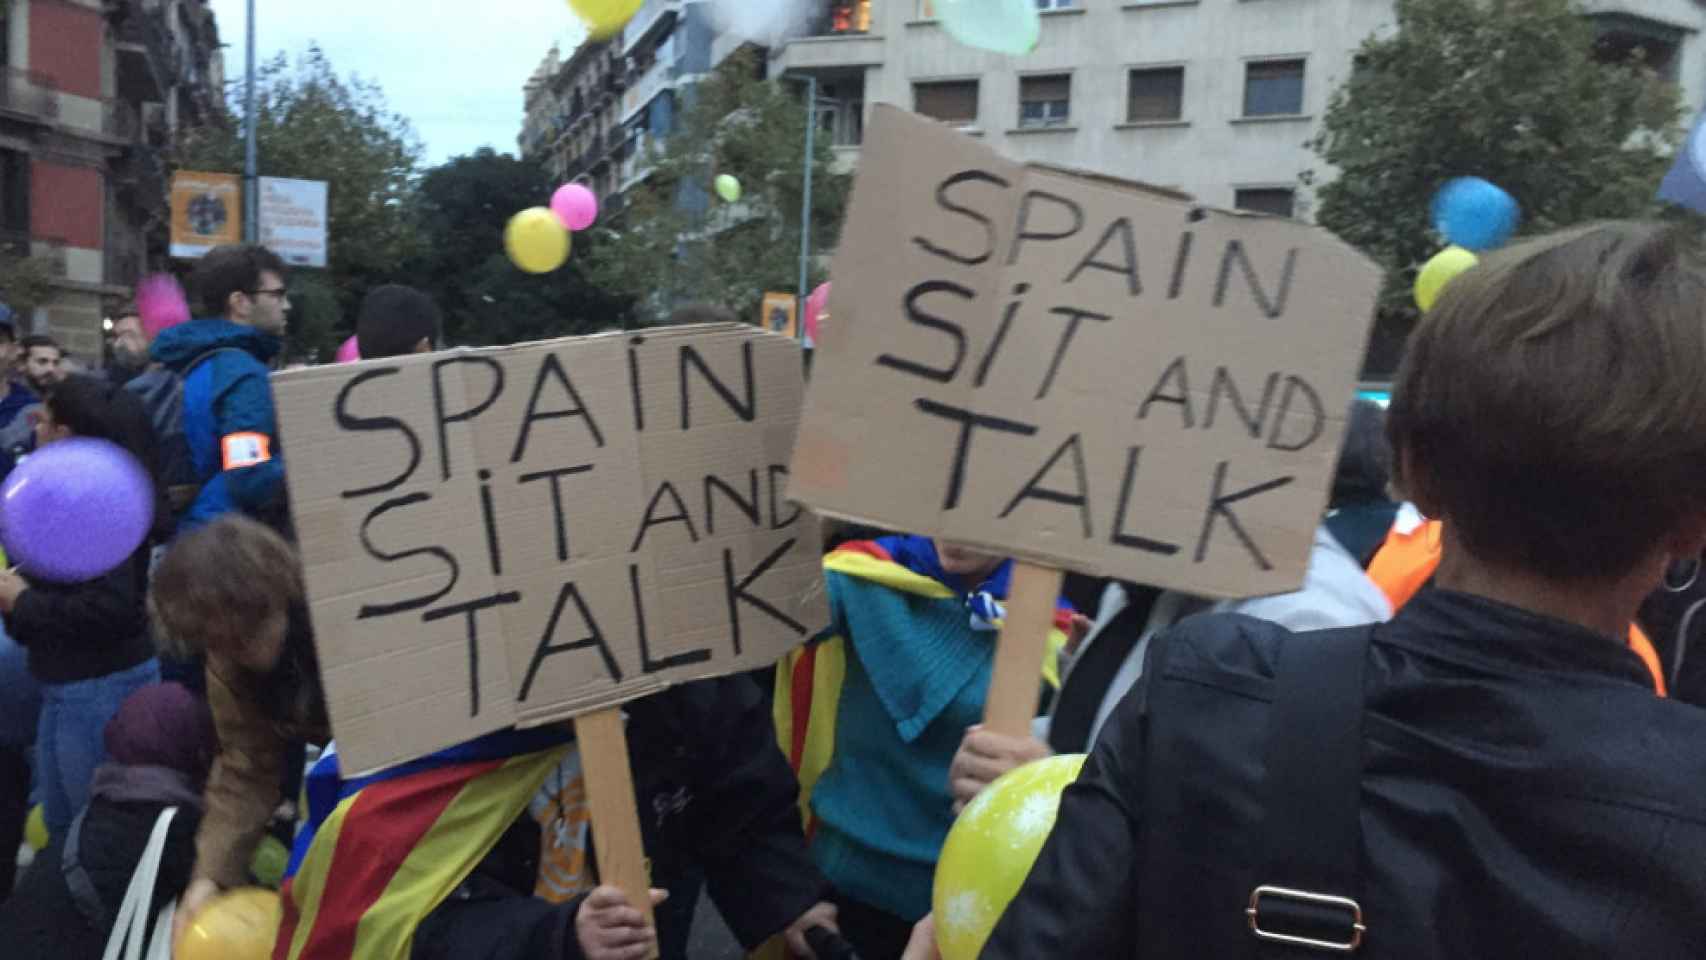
[985,588,1706,959]
[0,799,200,959]
[7,548,152,684]
[418,675,829,960]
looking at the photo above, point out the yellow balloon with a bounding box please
[24,803,47,851]
[505,207,571,274]
[177,888,283,960]
[932,753,1087,960]
[567,0,645,39]
[1414,245,1479,312]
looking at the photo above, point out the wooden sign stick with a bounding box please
[982,562,1066,737]
[575,707,658,959]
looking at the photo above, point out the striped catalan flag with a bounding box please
[274,727,574,960]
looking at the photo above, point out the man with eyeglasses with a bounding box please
[149,244,292,534]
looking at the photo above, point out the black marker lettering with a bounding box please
[913,169,1010,266]
[511,352,605,463]
[519,581,622,700]
[519,465,595,562]
[431,356,505,482]
[1213,241,1298,319]
[628,336,646,432]
[1007,189,1085,265]
[1266,376,1326,452]
[1138,356,1195,428]
[974,283,1029,388]
[630,480,699,552]
[999,433,1093,539]
[477,469,502,576]
[1036,306,1111,401]
[913,398,1039,510]
[1110,446,1180,555]
[1168,231,1194,300]
[335,367,421,498]
[422,591,522,717]
[1194,462,1293,570]
[680,341,756,429]
[632,564,711,673]
[724,539,809,656]
[767,464,801,529]
[1205,368,1281,439]
[704,470,761,536]
[877,281,973,385]
[357,493,460,618]
[1065,217,1140,295]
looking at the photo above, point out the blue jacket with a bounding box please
[149,319,285,530]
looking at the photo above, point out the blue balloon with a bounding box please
[0,438,153,583]
[1432,177,1519,252]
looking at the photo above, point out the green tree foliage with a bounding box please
[178,45,422,360]
[585,49,852,324]
[1310,0,1685,373]
[405,148,630,345]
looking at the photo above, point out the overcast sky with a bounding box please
[208,0,587,164]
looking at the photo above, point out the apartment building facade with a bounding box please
[768,0,1706,220]
[0,0,223,358]
[520,0,730,214]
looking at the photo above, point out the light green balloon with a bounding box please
[715,174,742,203]
[932,753,1087,960]
[935,0,1041,56]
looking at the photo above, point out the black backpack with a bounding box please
[124,348,244,518]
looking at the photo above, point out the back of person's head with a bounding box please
[148,515,304,659]
[668,303,738,326]
[1388,221,1706,581]
[190,244,286,318]
[43,374,152,458]
[103,683,217,787]
[356,284,441,358]
[1332,399,1392,508]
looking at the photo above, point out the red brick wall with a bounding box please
[30,0,104,100]
[31,161,102,249]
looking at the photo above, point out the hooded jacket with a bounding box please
[149,318,285,530]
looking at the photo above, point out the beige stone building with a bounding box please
[767,0,1706,219]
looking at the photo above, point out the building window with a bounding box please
[1019,74,1071,128]
[831,0,872,33]
[1127,66,1184,123]
[915,80,979,125]
[1590,14,1682,82]
[1235,188,1296,218]
[1243,59,1305,117]
[1036,0,1077,8]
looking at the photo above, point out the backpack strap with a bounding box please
[62,805,108,931]
[1246,626,1372,955]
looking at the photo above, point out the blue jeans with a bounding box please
[37,659,159,835]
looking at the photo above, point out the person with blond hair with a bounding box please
[913,222,1706,958]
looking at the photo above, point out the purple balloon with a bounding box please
[0,438,154,583]
[550,183,599,232]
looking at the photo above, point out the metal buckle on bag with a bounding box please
[1246,885,1367,953]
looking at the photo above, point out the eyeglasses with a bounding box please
[250,287,290,301]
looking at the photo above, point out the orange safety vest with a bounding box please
[1367,518,1667,697]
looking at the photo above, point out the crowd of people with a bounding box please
[0,222,1701,960]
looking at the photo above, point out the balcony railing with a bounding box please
[0,69,60,122]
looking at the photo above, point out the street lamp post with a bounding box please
[243,0,258,244]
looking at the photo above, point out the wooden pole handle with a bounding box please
[981,562,1065,737]
[575,707,657,958]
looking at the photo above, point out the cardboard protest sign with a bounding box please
[791,106,1381,599]
[276,324,825,774]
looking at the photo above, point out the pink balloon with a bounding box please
[135,273,190,338]
[804,282,831,342]
[335,335,360,364]
[551,184,599,232]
